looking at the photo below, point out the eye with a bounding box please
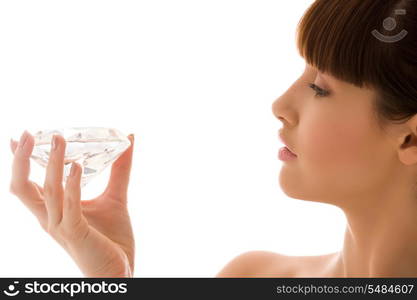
[309,83,330,98]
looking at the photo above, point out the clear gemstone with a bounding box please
[28,127,131,188]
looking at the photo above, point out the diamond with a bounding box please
[27,127,131,188]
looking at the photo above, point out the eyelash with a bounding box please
[309,83,330,98]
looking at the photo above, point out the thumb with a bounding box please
[104,134,135,200]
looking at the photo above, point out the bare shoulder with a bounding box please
[216,250,340,277]
[215,250,294,277]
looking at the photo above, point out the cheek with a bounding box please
[303,120,362,166]
[299,117,384,196]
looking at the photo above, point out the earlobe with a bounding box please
[398,148,417,165]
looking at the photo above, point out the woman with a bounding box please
[9,0,417,277]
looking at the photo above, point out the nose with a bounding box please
[271,98,287,125]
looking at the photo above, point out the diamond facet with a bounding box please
[28,127,131,188]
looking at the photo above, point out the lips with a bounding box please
[278,131,297,156]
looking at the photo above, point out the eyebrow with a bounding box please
[318,71,330,80]
[316,72,334,89]
[306,64,337,89]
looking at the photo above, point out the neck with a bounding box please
[334,184,417,277]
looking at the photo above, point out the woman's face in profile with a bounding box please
[271,63,401,207]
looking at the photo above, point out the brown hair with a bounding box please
[296,0,417,130]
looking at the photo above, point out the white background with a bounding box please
[0,0,345,277]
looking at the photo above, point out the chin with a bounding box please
[278,172,339,206]
[278,171,306,200]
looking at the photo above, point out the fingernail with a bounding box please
[52,135,58,151]
[18,131,29,150]
[70,162,77,177]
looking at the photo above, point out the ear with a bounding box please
[397,115,417,165]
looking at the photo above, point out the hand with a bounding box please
[9,131,136,277]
